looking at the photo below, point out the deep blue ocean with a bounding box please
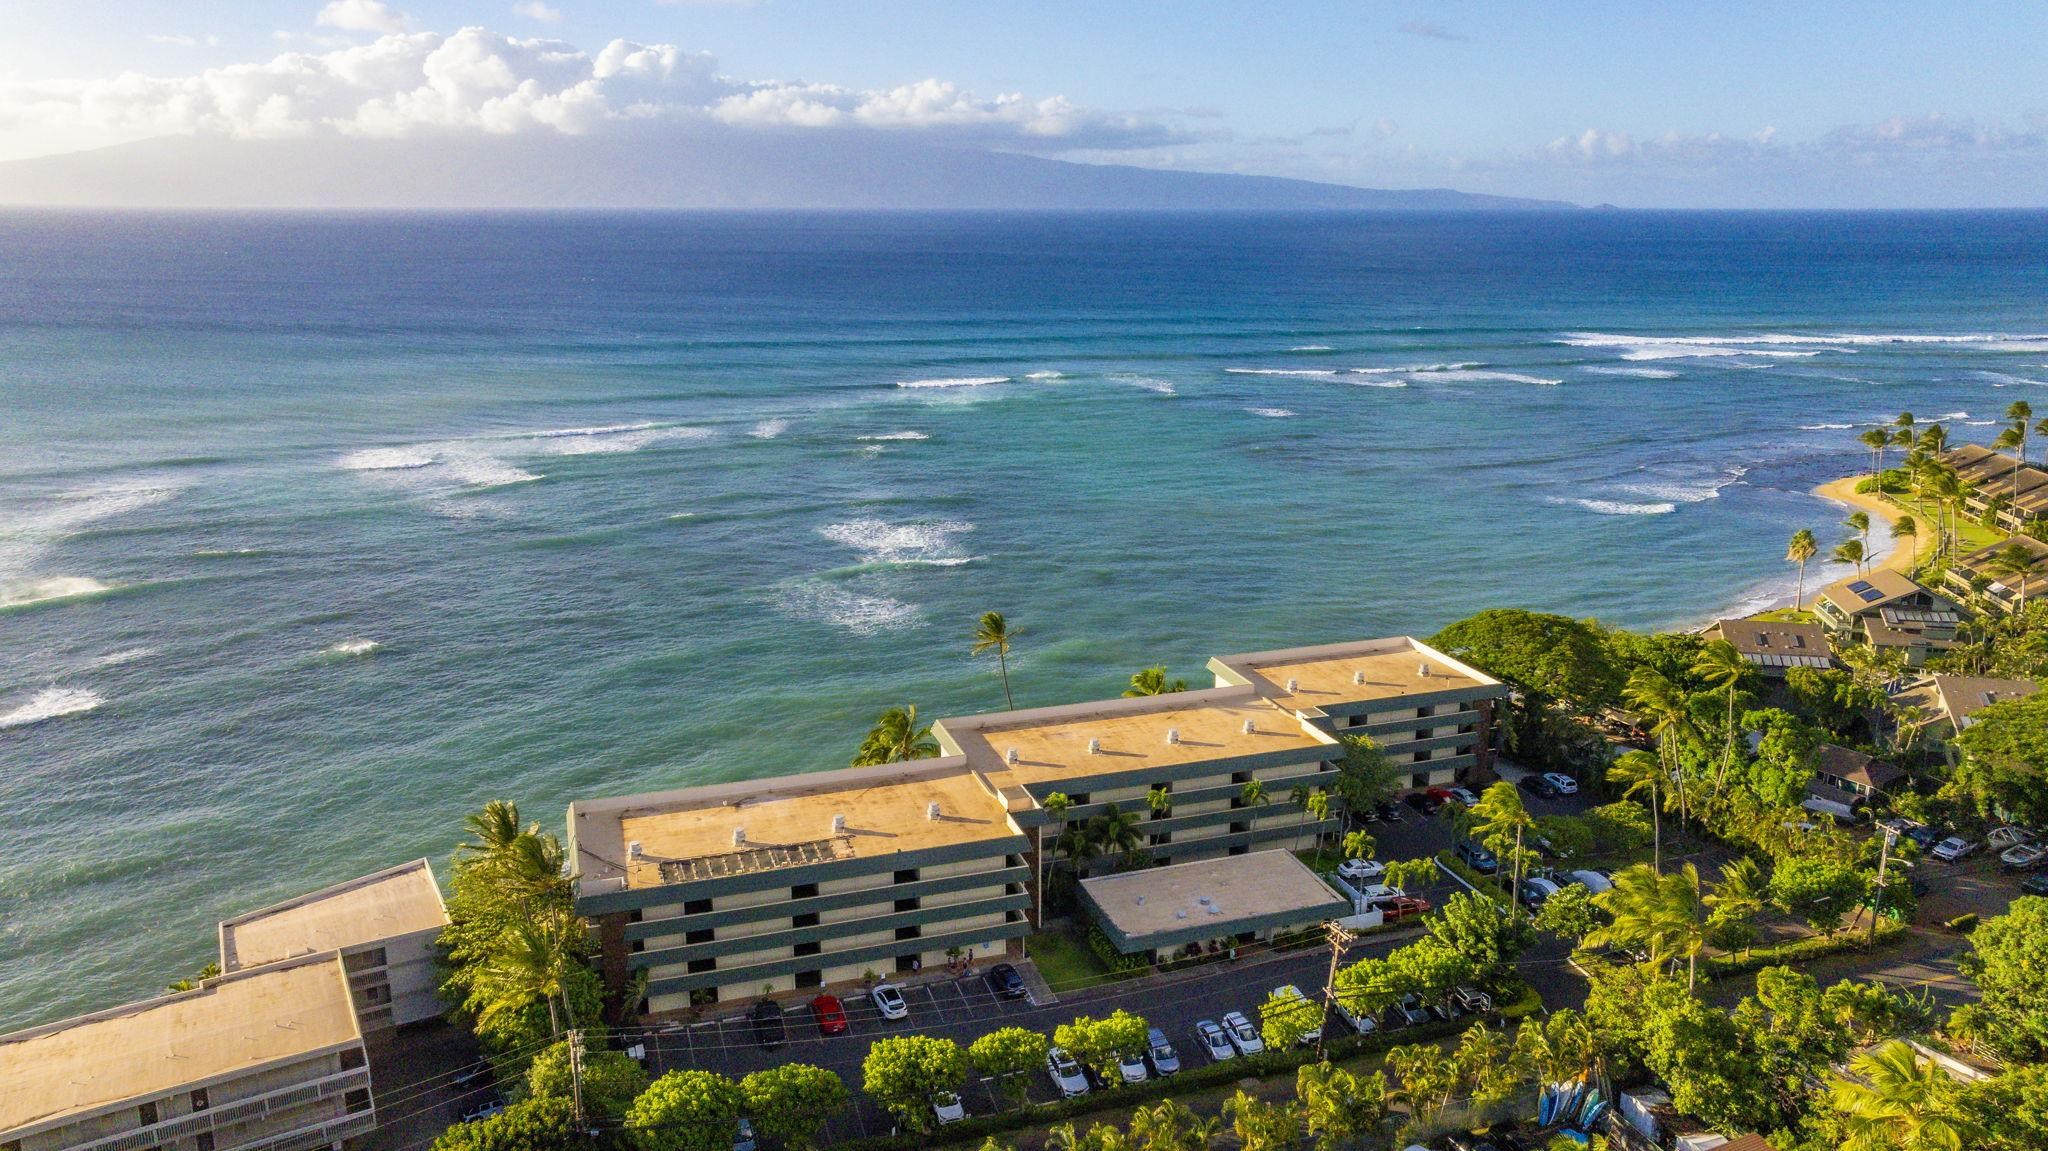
[3,210,2046,1027]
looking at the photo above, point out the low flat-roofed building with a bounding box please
[218,860,448,1031]
[0,954,373,1151]
[1943,535,2048,616]
[570,760,1031,1014]
[1209,636,1507,789]
[1890,673,2039,742]
[1945,445,2048,531]
[1702,619,1834,676]
[1077,850,1348,962]
[936,685,1343,877]
[1813,570,1961,666]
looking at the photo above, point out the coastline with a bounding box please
[1810,475,1933,575]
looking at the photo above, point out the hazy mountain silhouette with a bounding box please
[0,129,1575,211]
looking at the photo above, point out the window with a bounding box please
[684,898,713,915]
[893,868,920,884]
[688,958,717,974]
[344,1088,372,1115]
[793,911,821,927]
[1412,751,1430,763]
[196,1133,215,1151]
[190,1088,209,1112]
[1067,793,1090,806]
[686,928,714,945]
[795,970,822,989]
[791,883,819,899]
[1411,772,1430,788]
[629,939,645,954]
[794,941,821,958]
[895,925,922,941]
[892,897,918,913]
[1415,728,1434,740]
[139,1102,160,1126]
[339,1047,366,1071]
[627,909,643,923]
[361,983,391,1006]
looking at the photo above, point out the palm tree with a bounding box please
[1704,856,1767,959]
[1342,829,1375,864]
[1927,465,1963,559]
[476,909,588,1037]
[1304,790,1331,851]
[1787,529,1819,609]
[1586,862,1706,989]
[1827,1040,1980,1151]
[852,704,938,766]
[1035,791,1072,925]
[1846,510,1871,557]
[971,611,1019,710]
[1891,514,1917,568]
[1122,666,1187,697]
[1691,639,1750,794]
[1288,783,1314,851]
[1985,543,2041,611]
[1834,538,1866,575]
[1088,804,1145,867]
[2008,399,2034,464]
[1608,750,1664,872]
[1623,667,1694,830]
[2036,414,2048,466]
[1469,782,1537,909]
[460,800,528,857]
[1859,427,1892,476]
[1055,821,1102,876]
[1145,785,1172,819]
[1238,779,1268,840]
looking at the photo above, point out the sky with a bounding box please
[1,1,2046,207]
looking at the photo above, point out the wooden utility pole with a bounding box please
[1317,920,1357,1060]
[568,1028,586,1126]
[1868,826,1897,948]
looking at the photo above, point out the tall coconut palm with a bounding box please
[1846,510,1871,557]
[971,611,1019,710]
[1607,750,1665,872]
[852,704,938,766]
[2036,415,2048,466]
[1859,427,1892,477]
[1827,1040,1980,1151]
[1088,803,1145,867]
[460,800,529,857]
[1470,781,1537,909]
[1834,538,1866,576]
[1691,639,1751,794]
[1585,862,1706,989]
[1122,666,1187,697]
[1920,422,1949,456]
[1288,783,1314,851]
[1787,529,1819,609]
[1623,667,1695,830]
[1054,821,1101,876]
[1035,791,1072,924]
[2007,399,2034,464]
[476,909,588,1038]
[1927,465,1964,559]
[1704,856,1767,958]
[1145,785,1172,819]
[1986,543,2041,611]
[1891,514,1917,568]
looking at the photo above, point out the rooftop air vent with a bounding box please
[1005,746,1019,764]
[627,841,643,861]
[1285,677,1300,694]
[926,801,941,821]
[1088,737,1102,754]
[1166,727,1181,745]
[831,814,847,835]
[1417,663,1431,677]
[1354,670,1367,685]
[732,827,747,847]
[1242,718,1256,734]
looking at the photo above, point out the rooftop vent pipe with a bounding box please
[927,801,941,820]
[831,814,846,835]
[1165,727,1181,745]
[1285,677,1300,694]
[1417,663,1431,678]
[1354,670,1367,685]
[1088,737,1102,754]
[1005,746,1019,764]
[1242,718,1256,734]
[732,827,747,847]
[627,841,643,861]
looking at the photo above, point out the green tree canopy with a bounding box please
[1951,694,2048,826]
[1534,882,1606,942]
[968,1027,1049,1109]
[739,1065,847,1151]
[433,1096,587,1151]
[1423,889,1535,987]
[1296,1061,1388,1151]
[860,1036,969,1131]
[852,704,939,767]
[1258,988,1323,1051]
[1222,1090,1302,1151]
[527,1041,648,1121]
[1639,982,1777,1135]
[1957,1063,2048,1151]
[1053,1010,1150,1083]
[1430,609,1624,711]
[1952,897,2048,1061]
[627,1071,745,1151]
[1768,856,1869,933]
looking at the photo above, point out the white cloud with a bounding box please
[513,2,562,22]
[148,34,221,49]
[0,26,1177,156]
[317,1,412,35]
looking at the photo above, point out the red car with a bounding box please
[1378,895,1433,922]
[1424,787,1457,805]
[810,994,848,1036]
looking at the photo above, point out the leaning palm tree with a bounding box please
[971,611,1019,710]
[1288,783,1314,852]
[1691,639,1750,794]
[1859,426,1892,476]
[2036,414,2048,466]
[1607,749,1665,873]
[852,704,939,766]
[1704,856,1767,959]
[1846,510,1871,557]
[1891,514,1917,569]
[1827,1040,1980,1151]
[475,909,588,1038]
[1122,666,1187,697]
[1586,862,1706,989]
[1623,667,1694,829]
[1834,538,1866,576]
[1787,529,1819,609]
[1034,791,1072,924]
[1985,543,2041,611]
[1469,781,1537,909]
[460,800,528,857]
[2007,398,2034,464]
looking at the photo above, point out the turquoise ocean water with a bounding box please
[3,210,2047,1028]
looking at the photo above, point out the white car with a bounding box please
[1931,836,1980,862]
[1116,1049,1150,1084]
[1448,786,1482,806]
[1336,857,1387,883]
[1221,1011,1265,1055]
[1356,882,1407,907]
[1541,772,1580,795]
[870,983,910,1021]
[1333,995,1376,1035]
[1045,1047,1090,1097]
[1567,869,1613,894]
[1268,985,1321,1045]
[1195,1019,1235,1062]
[930,1092,965,1125]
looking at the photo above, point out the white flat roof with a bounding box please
[220,858,447,972]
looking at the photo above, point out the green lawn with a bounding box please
[1748,607,1820,624]
[1025,930,1132,992]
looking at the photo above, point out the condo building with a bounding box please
[217,860,450,1033]
[0,955,374,1151]
[570,635,1505,1014]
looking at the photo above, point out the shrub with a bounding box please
[1085,927,1150,973]
[1945,913,1980,934]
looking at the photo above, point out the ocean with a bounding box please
[3,209,2046,1028]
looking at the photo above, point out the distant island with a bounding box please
[0,128,1579,212]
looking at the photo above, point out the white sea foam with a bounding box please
[1115,375,1177,394]
[1551,497,1677,516]
[1349,379,1410,389]
[532,425,712,455]
[338,448,436,471]
[438,451,543,487]
[0,484,179,584]
[1619,466,1748,505]
[1246,407,1298,418]
[748,419,789,439]
[856,431,931,442]
[1224,368,1339,377]
[818,518,978,567]
[93,647,156,668]
[1024,371,1065,380]
[326,639,382,656]
[0,687,103,730]
[0,576,115,610]
[1932,410,1970,421]
[1982,372,2048,388]
[1964,419,1999,426]
[1563,330,2048,349]
[1288,345,1333,352]
[896,376,1011,389]
[1425,370,1564,386]
[1583,366,1680,379]
[1800,423,1856,430]
[1352,362,1482,374]
[774,582,922,636]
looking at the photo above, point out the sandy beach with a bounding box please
[1811,475,1933,574]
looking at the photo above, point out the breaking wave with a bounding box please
[1551,497,1677,516]
[748,419,789,439]
[818,518,978,567]
[896,376,1011,389]
[1246,407,1298,418]
[773,581,923,636]
[0,687,103,730]
[1225,368,1339,377]
[856,431,931,442]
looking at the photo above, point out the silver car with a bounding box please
[1146,1027,1181,1075]
[1221,1010,1265,1055]
[1046,1047,1090,1097]
[1195,1019,1235,1062]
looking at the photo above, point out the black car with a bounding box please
[750,1000,786,1050]
[2023,873,2048,896]
[1904,825,1943,851]
[1406,792,1443,815]
[1517,775,1557,798]
[985,962,1027,1000]
[1456,840,1499,874]
[1377,802,1405,823]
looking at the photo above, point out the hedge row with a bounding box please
[1702,918,1908,979]
[840,994,1541,1151]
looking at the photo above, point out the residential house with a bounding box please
[1888,673,2039,747]
[1813,569,1963,666]
[1804,744,1904,819]
[1943,445,2048,532]
[1701,618,1834,677]
[1943,534,2048,616]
